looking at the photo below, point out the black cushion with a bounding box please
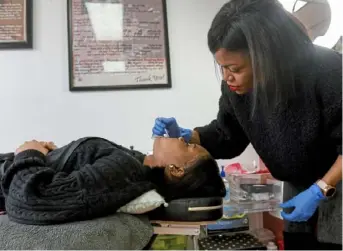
[149,197,223,222]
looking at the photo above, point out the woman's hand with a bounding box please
[152,117,192,142]
[153,117,181,137]
[280,184,325,222]
[15,140,51,156]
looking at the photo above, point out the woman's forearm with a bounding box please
[189,130,201,145]
[322,155,342,186]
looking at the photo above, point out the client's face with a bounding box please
[152,137,209,175]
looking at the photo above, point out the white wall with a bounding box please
[0,0,258,166]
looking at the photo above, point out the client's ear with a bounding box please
[168,164,185,178]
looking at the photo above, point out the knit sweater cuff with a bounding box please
[14,150,46,162]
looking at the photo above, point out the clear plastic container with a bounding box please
[223,200,281,214]
[222,204,247,219]
[227,173,282,203]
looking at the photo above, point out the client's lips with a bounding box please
[229,85,240,91]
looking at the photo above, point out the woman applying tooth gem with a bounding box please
[153,0,342,249]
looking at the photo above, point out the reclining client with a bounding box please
[0,136,225,225]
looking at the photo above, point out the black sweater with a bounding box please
[196,46,342,186]
[0,138,155,225]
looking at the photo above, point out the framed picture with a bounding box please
[67,0,171,91]
[0,0,33,49]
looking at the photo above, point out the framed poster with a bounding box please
[0,0,33,49]
[67,0,171,91]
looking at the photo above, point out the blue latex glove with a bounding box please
[152,117,192,142]
[280,184,325,222]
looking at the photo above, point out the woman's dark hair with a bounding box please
[150,157,226,201]
[208,0,314,113]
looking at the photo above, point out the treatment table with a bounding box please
[0,197,224,250]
